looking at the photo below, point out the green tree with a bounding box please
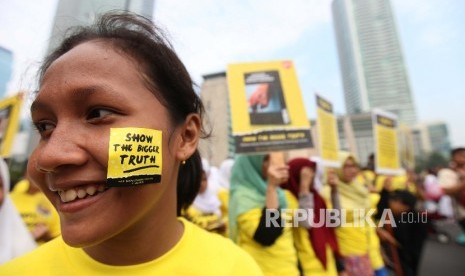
[415,151,448,173]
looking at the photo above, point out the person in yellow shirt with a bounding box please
[183,161,226,235]
[10,178,60,244]
[229,154,299,276]
[282,158,340,276]
[0,12,261,275]
[217,158,235,235]
[324,153,386,276]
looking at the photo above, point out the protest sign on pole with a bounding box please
[315,93,340,168]
[0,94,23,157]
[227,60,312,154]
[372,108,402,175]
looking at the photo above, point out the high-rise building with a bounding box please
[412,121,451,158]
[198,72,234,167]
[0,46,13,99]
[332,0,417,125]
[47,0,155,53]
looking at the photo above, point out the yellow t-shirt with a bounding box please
[10,181,61,244]
[184,205,226,235]
[218,188,230,236]
[0,218,263,275]
[237,208,299,276]
[285,191,338,276]
[375,174,417,194]
[321,181,371,257]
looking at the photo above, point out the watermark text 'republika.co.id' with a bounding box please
[265,208,428,228]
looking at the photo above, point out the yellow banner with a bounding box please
[0,94,23,157]
[227,60,312,153]
[373,109,401,175]
[107,128,162,186]
[315,94,340,167]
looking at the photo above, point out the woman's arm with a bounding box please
[253,164,289,246]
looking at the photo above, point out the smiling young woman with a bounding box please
[0,12,261,275]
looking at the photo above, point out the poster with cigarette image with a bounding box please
[0,94,23,157]
[227,60,312,154]
[245,71,289,125]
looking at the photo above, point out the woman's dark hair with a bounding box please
[39,11,206,215]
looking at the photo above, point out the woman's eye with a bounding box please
[87,108,114,120]
[33,121,55,134]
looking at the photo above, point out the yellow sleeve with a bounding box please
[237,208,262,241]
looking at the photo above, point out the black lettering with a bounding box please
[121,144,133,151]
[113,144,120,151]
[120,155,128,164]
[136,155,144,164]
[137,145,159,153]
[129,155,136,165]
[125,133,154,143]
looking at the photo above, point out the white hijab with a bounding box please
[0,158,36,264]
[218,159,234,190]
[193,159,221,216]
[310,156,324,192]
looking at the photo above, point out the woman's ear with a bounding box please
[175,113,201,162]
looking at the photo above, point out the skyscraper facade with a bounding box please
[0,46,13,99]
[47,0,155,53]
[412,121,451,158]
[332,0,417,125]
[198,72,234,167]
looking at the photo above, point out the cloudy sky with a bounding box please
[1,0,463,146]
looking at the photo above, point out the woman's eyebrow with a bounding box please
[31,84,120,112]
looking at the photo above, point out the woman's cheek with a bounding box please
[27,149,46,190]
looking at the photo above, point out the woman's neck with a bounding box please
[83,191,183,265]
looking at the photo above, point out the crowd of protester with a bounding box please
[2,142,464,275]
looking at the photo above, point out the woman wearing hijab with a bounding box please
[282,158,340,276]
[184,159,225,234]
[324,153,378,276]
[0,158,36,263]
[229,154,299,276]
[217,158,235,236]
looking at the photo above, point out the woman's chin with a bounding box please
[61,226,104,248]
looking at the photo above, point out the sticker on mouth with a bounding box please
[58,184,106,203]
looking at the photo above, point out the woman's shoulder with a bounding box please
[180,218,262,274]
[181,216,244,251]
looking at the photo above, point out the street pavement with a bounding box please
[418,219,465,276]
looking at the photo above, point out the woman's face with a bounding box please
[199,171,208,194]
[28,41,183,247]
[342,158,359,182]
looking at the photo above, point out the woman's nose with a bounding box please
[34,123,87,173]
